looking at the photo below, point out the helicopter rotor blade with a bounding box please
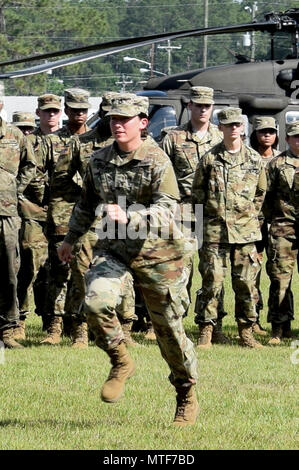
[0,20,280,79]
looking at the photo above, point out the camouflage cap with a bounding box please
[286,120,299,136]
[218,107,243,125]
[253,116,277,131]
[38,93,61,110]
[12,111,36,128]
[190,86,214,105]
[100,91,120,112]
[106,93,149,117]
[64,88,91,109]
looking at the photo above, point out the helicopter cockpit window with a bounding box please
[148,105,177,140]
[285,111,299,123]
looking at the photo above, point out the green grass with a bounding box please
[0,261,298,450]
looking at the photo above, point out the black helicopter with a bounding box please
[1,8,299,149]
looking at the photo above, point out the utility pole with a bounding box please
[203,0,208,68]
[149,44,155,78]
[251,2,258,61]
[158,40,181,75]
[115,74,133,92]
[245,2,258,61]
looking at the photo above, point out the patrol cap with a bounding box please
[107,93,149,117]
[12,111,36,128]
[64,88,91,109]
[218,107,243,125]
[101,91,120,112]
[253,116,277,131]
[190,86,214,105]
[286,121,299,136]
[38,93,61,110]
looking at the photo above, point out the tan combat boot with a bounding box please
[268,323,283,345]
[101,341,136,403]
[71,319,88,349]
[238,323,263,348]
[197,324,213,349]
[122,321,138,346]
[13,320,26,341]
[173,385,199,426]
[40,316,63,345]
[212,320,231,344]
[1,327,24,349]
[252,313,267,336]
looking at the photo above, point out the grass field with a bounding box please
[0,262,298,451]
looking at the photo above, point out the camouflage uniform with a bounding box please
[251,117,280,320]
[17,95,62,326]
[63,95,197,388]
[265,122,299,332]
[192,108,267,330]
[45,89,91,322]
[160,86,223,317]
[0,119,36,336]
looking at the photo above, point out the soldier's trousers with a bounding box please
[84,251,198,388]
[17,219,48,319]
[0,216,20,330]
[46,233,137,324]
[195,242,259,325]
[266,235,298,324]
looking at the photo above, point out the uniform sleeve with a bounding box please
[253,162,267,216]
[16,134,37,195]
[263,158,276,223]
[160,133,175,161]
[64,163,102,245]
[192,157,207,208]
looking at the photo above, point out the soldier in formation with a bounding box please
[265,121,299,343]
[12,111,36,136]
[15,94,62,340]
[249,116,280,336]
[57,93,198,426]
[161,86,230,345]
[0,92,36,348]
[41,88,92,347]
[192,107,267,349]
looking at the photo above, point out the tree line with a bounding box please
[0,0,298,96]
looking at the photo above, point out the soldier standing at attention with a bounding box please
[0,99,36,348]
[12,112,37,136]
[58,93,198,426]
[192,107,267,349]
[160,87,229,346]
[42,88,91,347]
[249,116,280,336]
[15,94,62,341]
[265,121,299,344]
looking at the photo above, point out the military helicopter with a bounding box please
[1,7,299,149]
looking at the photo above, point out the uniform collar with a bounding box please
[218,141,246,166]
[185,120,214,143]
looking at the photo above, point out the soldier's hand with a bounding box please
[106,204,128,224]
[57,241,74,264]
